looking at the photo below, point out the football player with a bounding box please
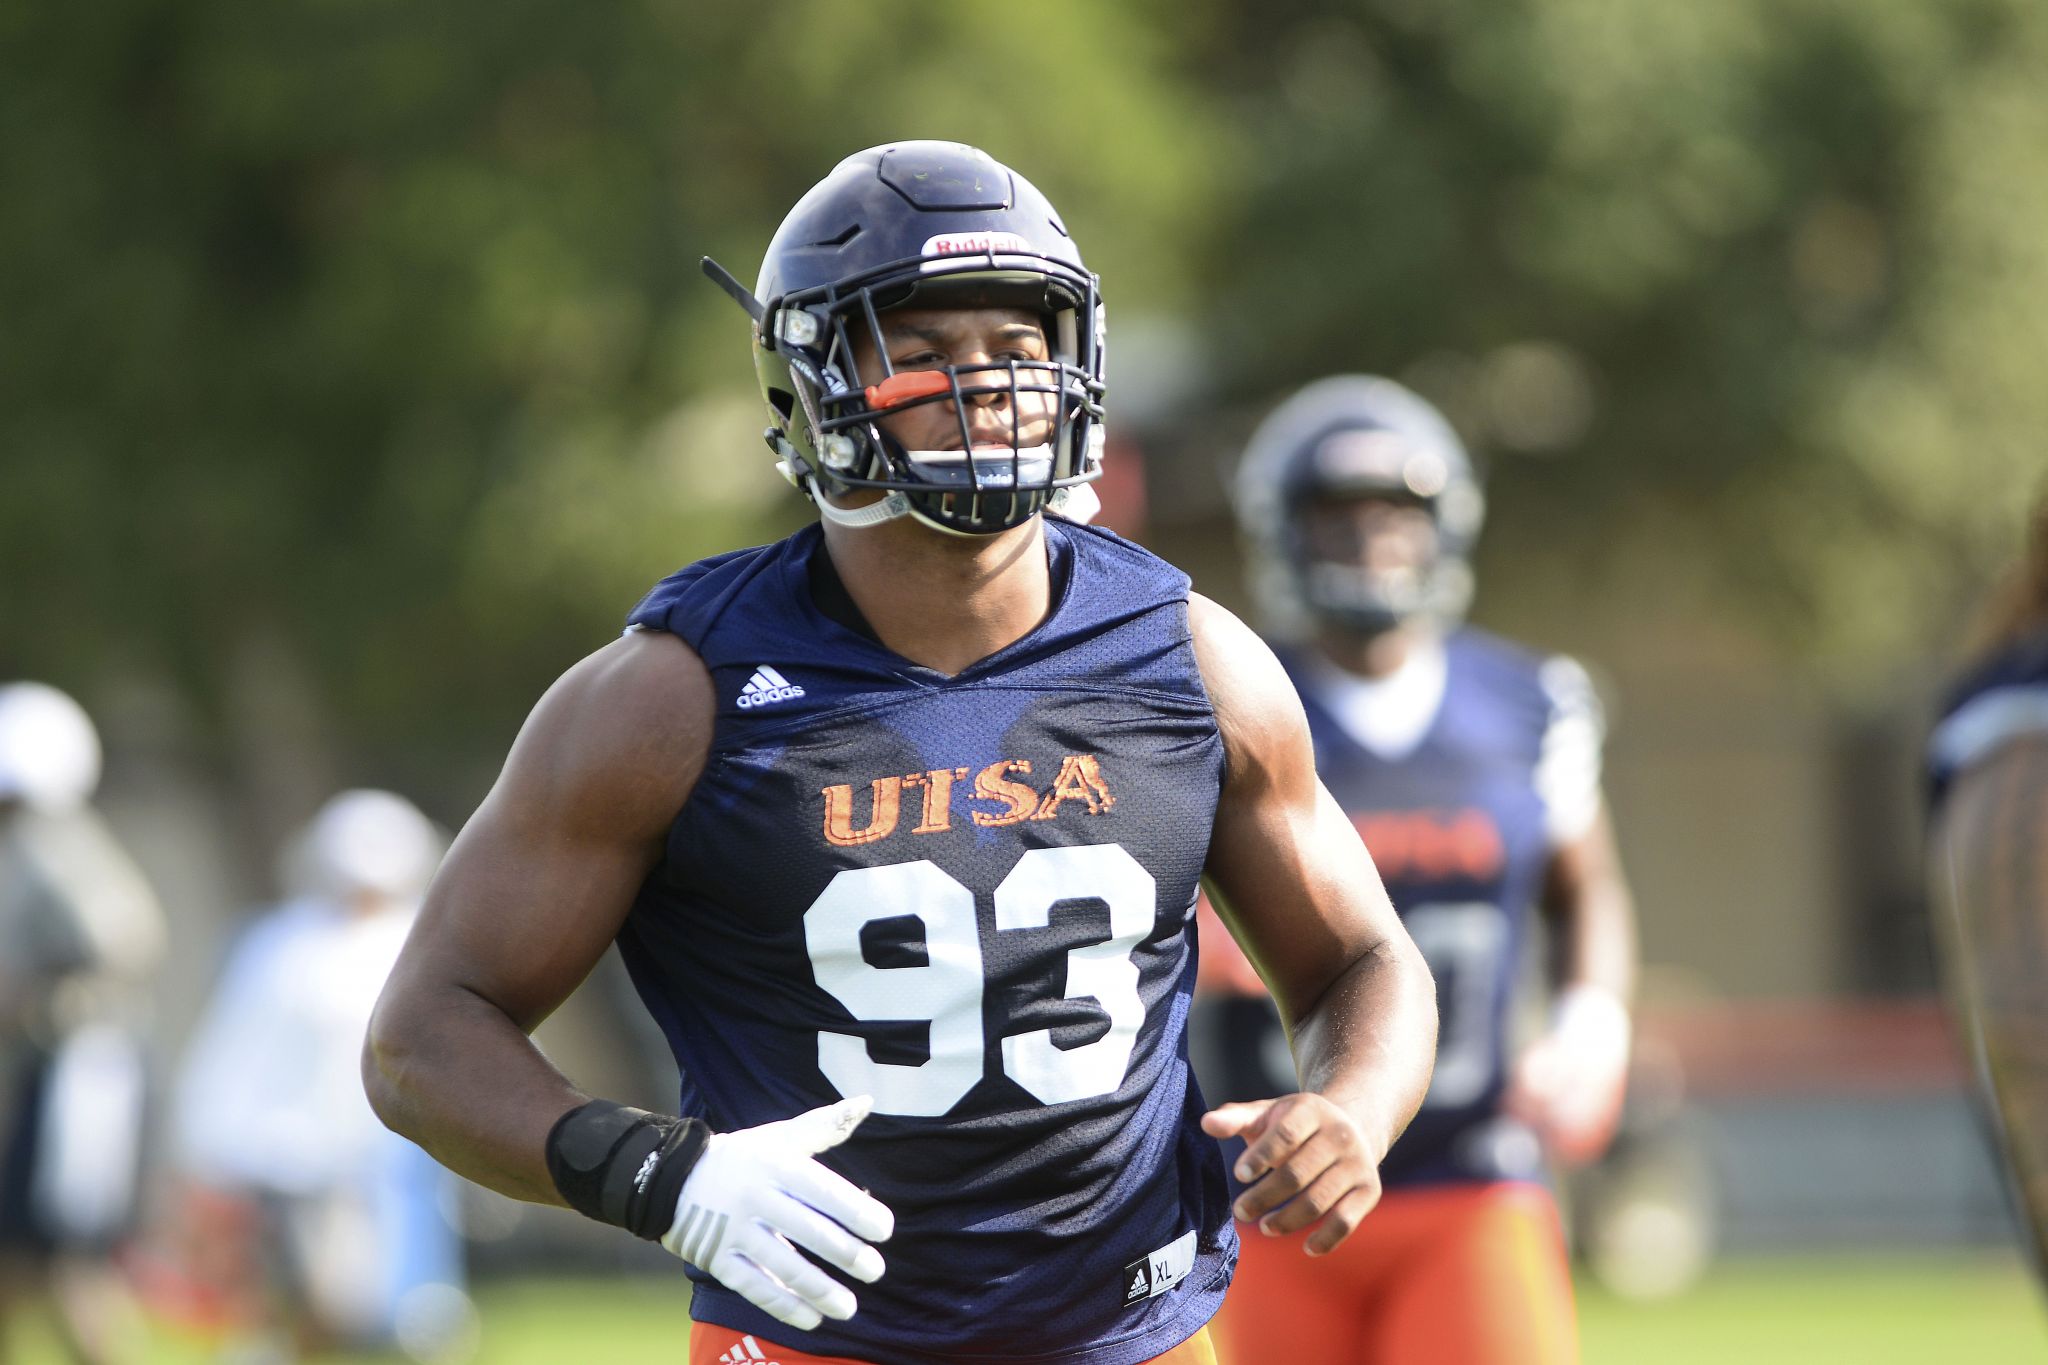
[1926,489,2048,1284]
[1194,377,1640,1364]
[364,143,1438,1365]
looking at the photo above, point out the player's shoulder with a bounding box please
[1448,626,1597,721]
[1938,627,2048,722]
[509,628,716,831]
[1187,593,1306,776]
[1049,514,1192,598]
[1447,625,1548,683]
[557,627,714,735]
[1929,626,2048,802]
[625,526,817,648]
[1185,591,1268,669]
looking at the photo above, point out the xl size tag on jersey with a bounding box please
[1121,1230,1197,1306]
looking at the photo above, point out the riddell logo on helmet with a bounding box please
[923,231,1032,257]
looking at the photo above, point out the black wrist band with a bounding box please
[545,1100,712,1242]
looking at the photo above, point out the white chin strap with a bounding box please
[1049,481,1101,524]
[814,487,916,529]
[801,444,1100,530]
[773,451,917,529]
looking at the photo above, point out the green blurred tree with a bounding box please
[1184,0,2048,687]
[0,0,1219,793]
[4,0,2046,807]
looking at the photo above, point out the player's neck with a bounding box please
[1316,623,1428,680]
[819,514,1053,676]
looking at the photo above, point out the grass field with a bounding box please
[6,1255,2042,1363]
[1578,1255,2045,1364]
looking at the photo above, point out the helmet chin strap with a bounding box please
[813,484,915,529]
[1048,481,1100,524]
[799,444,1084,533]
[771,437,916,528]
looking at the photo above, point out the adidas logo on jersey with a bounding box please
[737,665,805,709]
[717,1336,777,1365]
[1121,1229,1197,1306]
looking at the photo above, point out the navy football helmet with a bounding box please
[1235,376,1486,637]
[704,141,1106,536]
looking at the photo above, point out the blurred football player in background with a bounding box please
[1926,486,2048,1287]
[172,790,473,1363]
[1194,377,1639,1364]
[364,143,1439,1365]
[0,683,165,1365]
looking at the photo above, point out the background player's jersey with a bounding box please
[620,519,1234,1365]
[1927,626,2048,810]
[1192,629,1601,1188]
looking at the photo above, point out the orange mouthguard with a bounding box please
[864,371,954,411]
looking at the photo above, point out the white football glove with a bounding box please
[662,1095,894,1332]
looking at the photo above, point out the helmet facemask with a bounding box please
[1295,487,1461,638]
[1235,376,1486,641]
[757,251,1106,537]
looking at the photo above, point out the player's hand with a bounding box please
[663,1095,894,1332]
[1505,985,1631,1167]
[1201,1092,1383,1255]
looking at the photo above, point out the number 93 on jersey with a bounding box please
[803,842,1158,1117]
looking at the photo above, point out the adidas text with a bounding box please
[738,666,805,710]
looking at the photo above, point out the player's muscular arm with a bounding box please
[1189,594,1437,1254]
[366,633,891,1332]
[363,629,711,1204]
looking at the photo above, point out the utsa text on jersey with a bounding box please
[821,755,1116,846]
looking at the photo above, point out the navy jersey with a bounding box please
[618,519,1234,1365]
[1192,630,1601,1188]
[1927,627,2048,810]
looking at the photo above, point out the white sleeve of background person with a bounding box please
[32,1020,148,1240]
[171,912,295,1183]
[173,903,371,1192]
[18,808,168,982]
[1536,656,1606,847]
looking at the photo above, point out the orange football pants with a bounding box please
[1211,1181,1577,1365]
[689,1324,1218,1365]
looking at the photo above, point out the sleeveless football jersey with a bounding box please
[1927,626,2048,810]
[1192,629,1600,1188]
[618,519,1234,1365]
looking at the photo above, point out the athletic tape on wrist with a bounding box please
[545,1099,711,1242]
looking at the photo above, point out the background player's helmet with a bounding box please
[1235,376,1486,637]
[0,682,103,814]
[280,789,444,904]
[711,141,1106,537]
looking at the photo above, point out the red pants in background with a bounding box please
[1210,1182,1577,1365]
